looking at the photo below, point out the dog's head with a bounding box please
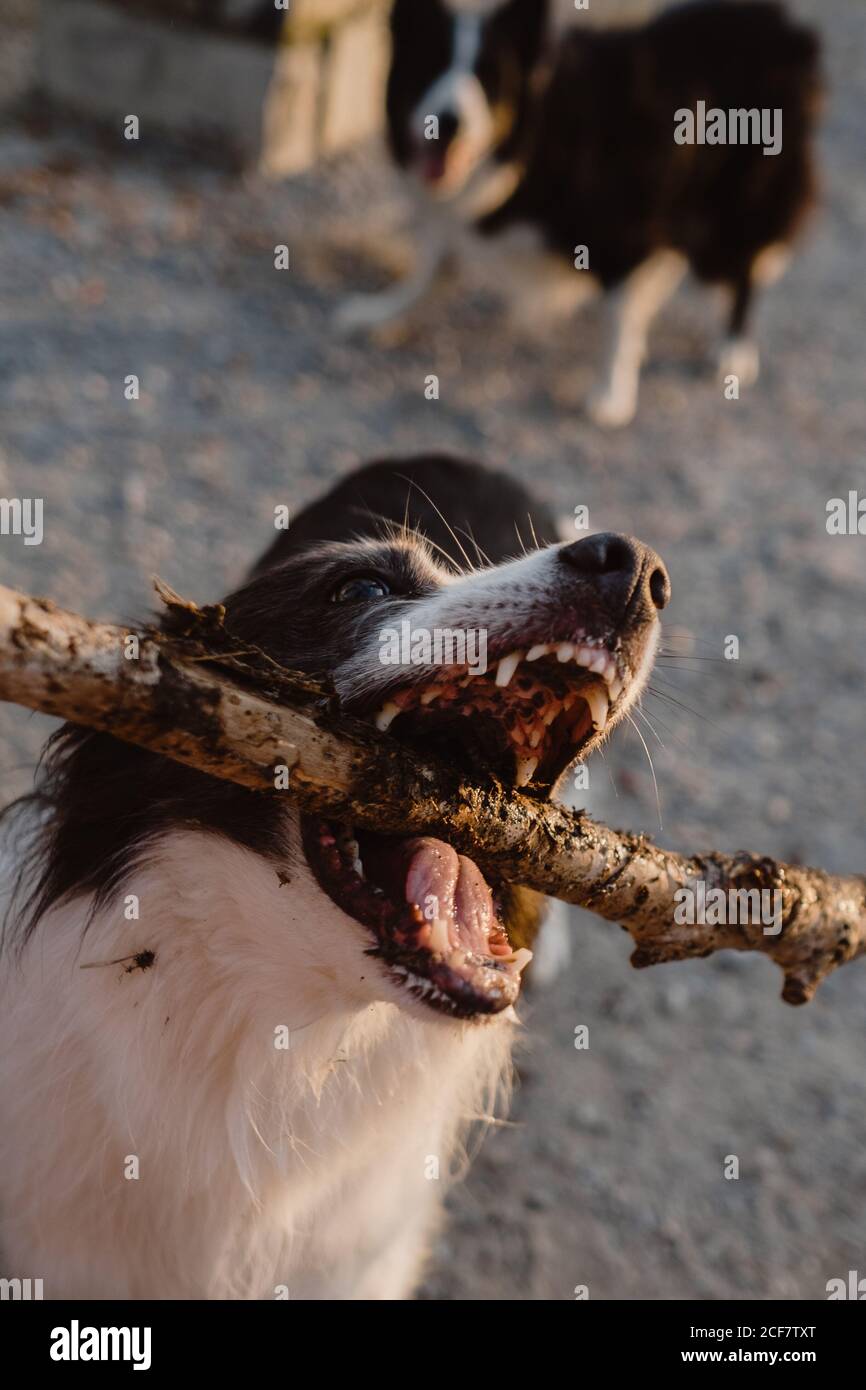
[18,457,668,1032]
[386,0,550,197]
[224,504,668,1022]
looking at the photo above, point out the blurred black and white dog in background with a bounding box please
[337,0,821,426]
[0,455,670,1298]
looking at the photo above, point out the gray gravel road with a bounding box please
[0,0,864,1300]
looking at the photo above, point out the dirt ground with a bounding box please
[0,0,864,1300]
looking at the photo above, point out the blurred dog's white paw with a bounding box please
[332,293,395,337]
[586,382,638,428]
[718,338,760,387]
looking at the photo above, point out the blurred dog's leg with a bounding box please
[588,251,687,428]
[334,228,448,335]
[717,273,759,387]
[717,245,791,388]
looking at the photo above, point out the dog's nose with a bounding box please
[559,532,671,613]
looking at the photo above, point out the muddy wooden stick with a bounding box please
[0,581,863,1005]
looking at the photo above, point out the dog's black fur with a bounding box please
[480,0,821,333]
[253,453,560,575]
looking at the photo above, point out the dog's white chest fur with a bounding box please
[0,824,512,1299]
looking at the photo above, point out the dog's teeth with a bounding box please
[589,654,608,674]
[420,687,440,705]
[609,675,623,701]
[428,918,450,955]
[500,946,534,972]
[556,642,574,663]
[529,727,543,749]
[584,686,610,731]
[495,651,523,687]
[510,947,534,974]
[542,706,559,726]
[526,644,549,661]
[352,858,364,878]
[515,756,539,786]
[375,701,401,731]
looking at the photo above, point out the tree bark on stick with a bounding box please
[0,581,863,1006]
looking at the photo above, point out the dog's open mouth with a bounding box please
[417,147,449,185]
[371,637,622,788]
[301,638,625,1020]
[302,818,526,1019]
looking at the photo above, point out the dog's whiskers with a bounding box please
[395,473,478,572]
[631,703,666,749]
[625,711,663,830]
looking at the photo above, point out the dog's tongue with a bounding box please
[419,148,448,183]
[404,838,493,955]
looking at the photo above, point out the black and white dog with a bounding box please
[0,455,669,1299]
[337,0,821,425]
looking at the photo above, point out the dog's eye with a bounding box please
[332,576,391,604]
